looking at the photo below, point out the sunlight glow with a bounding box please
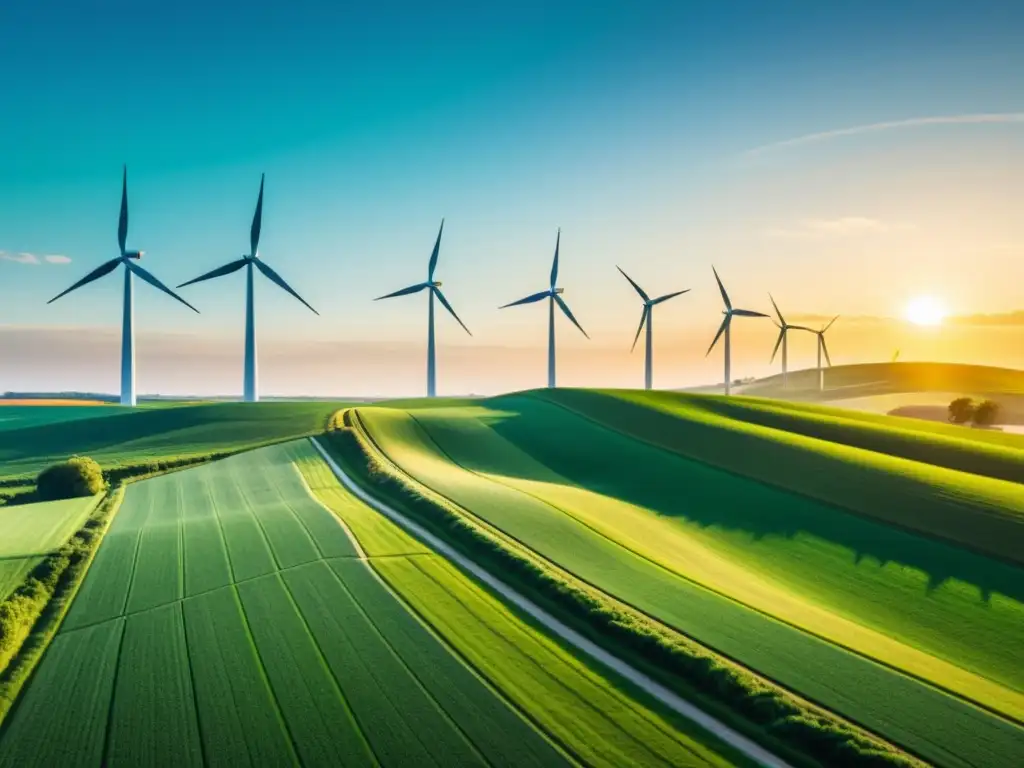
[904,296,947,326]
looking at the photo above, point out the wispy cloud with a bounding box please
[747,113,1024,156]
[949,311,1024,327]
[763,217,887,239]
[0,251,71,265]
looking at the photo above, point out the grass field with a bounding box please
[0,440,744,767]
[0,495,101,601]
[0,405,121,432]
[356,396,1024,768]
[0,401,342,481]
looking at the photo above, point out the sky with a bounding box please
[2,1,1023,397]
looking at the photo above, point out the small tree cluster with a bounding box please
[36,456,106,501]
[947,397,1000,428]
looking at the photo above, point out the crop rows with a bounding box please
[0,440,734,767]
[358,402,1024,768]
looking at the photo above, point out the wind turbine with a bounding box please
[374,219,471,398]
[177,174,317,402]
[810,316,839,391]
[617,267,689,390]
[500,229,588,388]
[768,294,812,388]
[705,267,768,395]
[47,166,199,407]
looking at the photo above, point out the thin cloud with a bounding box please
[949,311,1024,327]
[763,217,887,239]
[0,251,71,265]
[747,113,1024,156]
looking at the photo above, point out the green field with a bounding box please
[0,401,342,481]
[0,440,743,767]
[0,405,122,432]
[0,495,101,601]
[355,394,1024,768]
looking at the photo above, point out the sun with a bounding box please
[904,296,947,326]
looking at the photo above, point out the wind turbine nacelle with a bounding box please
[553,287,565,295]
[125,250,144,260]
[432,281,443,288]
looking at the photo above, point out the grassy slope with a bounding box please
[0,496,101,601]
[0,406,122,432]
[0,401,342,481]
[743,362,1024,399]
[357,403,1024,768]
[397,397,1024,710]
[543,389,1024,566]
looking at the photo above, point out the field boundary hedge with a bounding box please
[0,485,124,725]
[325,409,924,768]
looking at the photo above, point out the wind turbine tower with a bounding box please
[48,166,199,406]
[617,267,689,390]
[500,229,588,388]
[705,267,768,396]
[177,174,318,402]
[811,316,839,392]
[374,220,471,398]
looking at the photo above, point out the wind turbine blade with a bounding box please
[706,315,730,356]
[428,219,444,281]
[630,306,648,352]
[118,165,128,255]
[789,325,817,332]
[177,258,247,288]
[128,262,200,313]
[499,290,550,308]
[47,258,122,304]
[821,336,833,367]
[823,314,839,332]
[250,173,265,256]
[770,327,785,362]
[433,287,471,336]
[732,308,769,318]
[549,228,560,290]
[616,266,649,302]
[652,288,690,305]
[554,293,588,338]
[711,266,731,310]
[253,259,318,315]
[769,293,784,325]
[375,282,430,300]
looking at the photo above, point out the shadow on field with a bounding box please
[429,394,1024,606]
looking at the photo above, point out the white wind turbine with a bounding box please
[706,267,767,395]
[617,266,689,390]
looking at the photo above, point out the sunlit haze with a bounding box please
[1,1,1022,397]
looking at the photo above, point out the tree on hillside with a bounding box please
[972,400,1000,428]
[36,456,106,501]
[947,397,975,424]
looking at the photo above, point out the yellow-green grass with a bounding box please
[2,441,741,767]
[752,394,1024,448]
[358,404,1024,768]
[298,442,750,768]
[545,389,1024,567]
[0,495,101,601]
[744,362,1024,399]
[0,401,343,482]
[684,394,1024,473]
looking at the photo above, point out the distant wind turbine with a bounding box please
[768,294,812,388]
[47,166,199,407]
[500,229,588,388]
[706,267,768,395]
[617,267,689,390]
[810,316,839,391]
[177,174,318,402]
[374,219,471,398]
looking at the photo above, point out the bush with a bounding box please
[972,400,999,427]
[35,457,106,501]
[947,397,975,424]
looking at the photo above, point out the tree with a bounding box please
[947,397,975,424]
[36,456,106,501]
[972,400,1000,428]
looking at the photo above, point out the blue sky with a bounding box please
[2,1,1024,395]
